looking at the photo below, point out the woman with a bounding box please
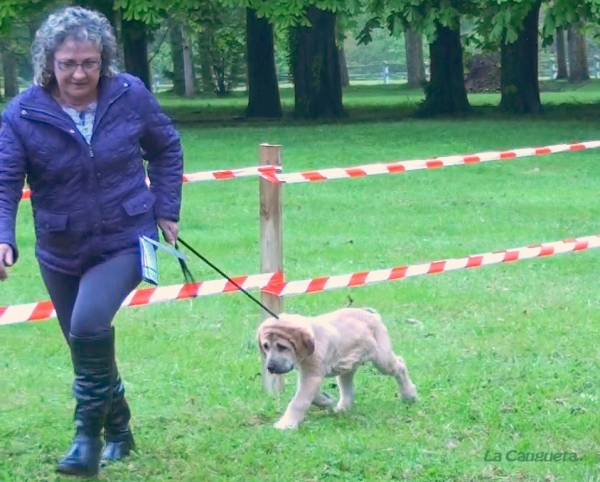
[0,6,184,477]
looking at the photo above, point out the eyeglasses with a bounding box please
[55,59,101,73]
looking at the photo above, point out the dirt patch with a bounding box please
[464,53,501,93]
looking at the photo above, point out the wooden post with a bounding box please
[259,143,285,394]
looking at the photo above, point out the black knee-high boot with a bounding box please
[102,327,135,462]
[57,332,114,477]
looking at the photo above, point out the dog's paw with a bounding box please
[401,385,418,403]
[333,403,352,413]
[312,392,335,408]
[274,418,299,430]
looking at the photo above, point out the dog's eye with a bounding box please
[262,343,269,351]
[276,343,288,351]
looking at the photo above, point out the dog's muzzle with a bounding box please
[267,360,293,375]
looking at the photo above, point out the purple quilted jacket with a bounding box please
[0,73,183,275]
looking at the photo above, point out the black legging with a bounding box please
[39,253,142,339]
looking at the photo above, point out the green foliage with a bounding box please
[185,4,247,95]
[357,0,481,47]
[114,0,164,25]
[355,0,600,65]
[542,0,600,46]
[476,1,536,46]
[0,0,61,33]
[221,0,361,28]
[476,0,600,51]
[148,24,173,84]
[344,12,410,66]
[204,8,247,95]
[118,0,247,96]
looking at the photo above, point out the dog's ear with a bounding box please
[256,321,271,357]
[291,326,315,360]
[256,317,281,357]
[299,328,315,357]
[275,314,315,360]
[256,330,266,357]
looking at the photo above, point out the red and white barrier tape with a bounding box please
[0,272,282,326]
[259,141,600,185]
[20,165,280,200]
[262,234,600,296]
[3,235,599,326]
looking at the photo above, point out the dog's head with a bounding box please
[257,315,315,375]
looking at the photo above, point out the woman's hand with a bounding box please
[0,244,14,281]
[157,218,179,245]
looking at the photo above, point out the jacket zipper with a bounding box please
[90,85,129,138]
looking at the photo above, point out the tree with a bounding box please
[0,1,58,96]
[290,6,345,118]
[567,22,589,83]
[169,19,187,96]
[336,15,350,87]
[498,0,543,114]
[121,16,152,89]
[338,43,349,87]
[405,28,425,88]
[543,0,600,89]
[180,24,195,96]
[554,28,568,80]
[420,21,470,115]
[245,7,282,118]
[224,0,359,118]
[0,38,18,97]
[78,0,117,28]
[359,0,478,117]
[197,29,213,92]
[475,0,544,114]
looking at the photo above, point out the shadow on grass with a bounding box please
[164,101,600,131]
[158,81,600,129]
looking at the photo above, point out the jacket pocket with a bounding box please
[121,189,155,217]
[35,209,69,232]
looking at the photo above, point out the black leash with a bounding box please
[176,236,280,319]
[173,240,195,285]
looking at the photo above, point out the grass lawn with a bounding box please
[2,85,600,481]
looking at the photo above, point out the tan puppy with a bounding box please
[257,307,417,429]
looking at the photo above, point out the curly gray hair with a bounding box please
[31,5,120,88]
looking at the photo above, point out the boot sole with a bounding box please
[57,464,99,477]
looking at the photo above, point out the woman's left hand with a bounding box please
[157,218,179,245]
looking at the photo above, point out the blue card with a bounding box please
[139,236,159,285]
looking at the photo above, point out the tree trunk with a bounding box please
[554,28,568,80]
[198,31,213,93]
[567,23,589,83]
[338,45,349,87]
[499,0,542,114]
[418,23,469,116]
[291,7,345,119]
[405,28,425,88]
[169,20,185,96]
[121,17,151,91]
[181,25,195,97]
[336,21,349,88]
[78,0,116,28]
[245,8,282,118]
[27,12,44,39]
[77,0,119,59]
[1,40,18,98]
